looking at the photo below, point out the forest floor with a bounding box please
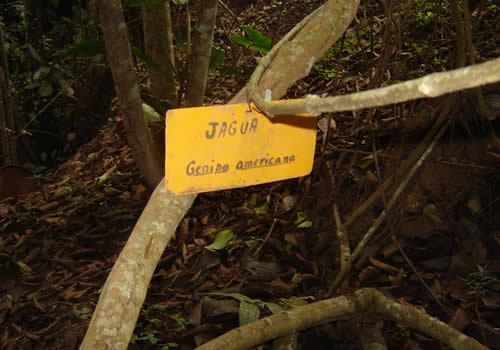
[1,0,500,349]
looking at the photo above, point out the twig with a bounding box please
[344,97,452,232]
[369,111,395,236]
[327,204,351,296]
[351,119,451,263]
[217,0,239,24]
[253,218,277,258]
[474,294,488,348]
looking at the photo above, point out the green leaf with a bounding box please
[63,40,107,58]
[151,304,169,311]
[245,237,262,247]
[203,227,217,236]
[230,28,271,53]
[176,42,188,51]
[239,301,260,326]
[263,302,284,314]
[73,307,91,320]
[294,212,308,224]
[242,26,271,52]
[210,47,225,70]
[142,103,163,123]
[17,260,32,274]
[297,220,312,229]
[423,204,443,223]
[254,201,268,215]
[205,229,233,251]
[294,211,313,228]
[229,34,253,47]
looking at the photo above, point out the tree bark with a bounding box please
[97,0,163,187]
[240,0,360,103]
[23,0,43,53]
[142,1,177,112]
[184,0,218,107]
[0,25,17,164]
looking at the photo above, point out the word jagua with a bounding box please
[186,154,296,176]
[205,118,258,139]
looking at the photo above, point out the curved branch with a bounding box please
[195,288,488,350]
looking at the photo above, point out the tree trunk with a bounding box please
[97,0,163,187]
[142,1,177,112]
[184,0,218,107]
[0,25,17,164]
[23,0,43,53]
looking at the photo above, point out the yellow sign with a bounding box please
[165,102,316,195]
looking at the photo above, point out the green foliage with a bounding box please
[142,103,164,123]
[111,208,137,222]
[247,193,269,215]
[467,265,499,296]
[210,47,225,71]
[130,304,183,348]
[239,300,260,326]
[205,229,234,251]
[315,66,346,80]
[130,333,161,345]
[15,201,40,219]
[254,201,268,215]
[73,307,92,321]
[209,293,315,327]
[23,202,34,212]
[204,227,217,236]
[169,313,195,332]
[294,212,312,228]
[230,26,271,53]
[59,185,73,194]
[209,292,283,326]
[311,45,350,81]
[244,236,263,247]
[413,0,449,26]
[17,261,32,274]
[416,10,434,24]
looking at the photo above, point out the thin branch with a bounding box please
[392,235,449,314]
[351,119,451,263]
[343,97,452,231]
[195,288,488,350]
[327,204,351,296]
[252,57,500,118]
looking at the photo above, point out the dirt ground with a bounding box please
[1,0,500,349]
